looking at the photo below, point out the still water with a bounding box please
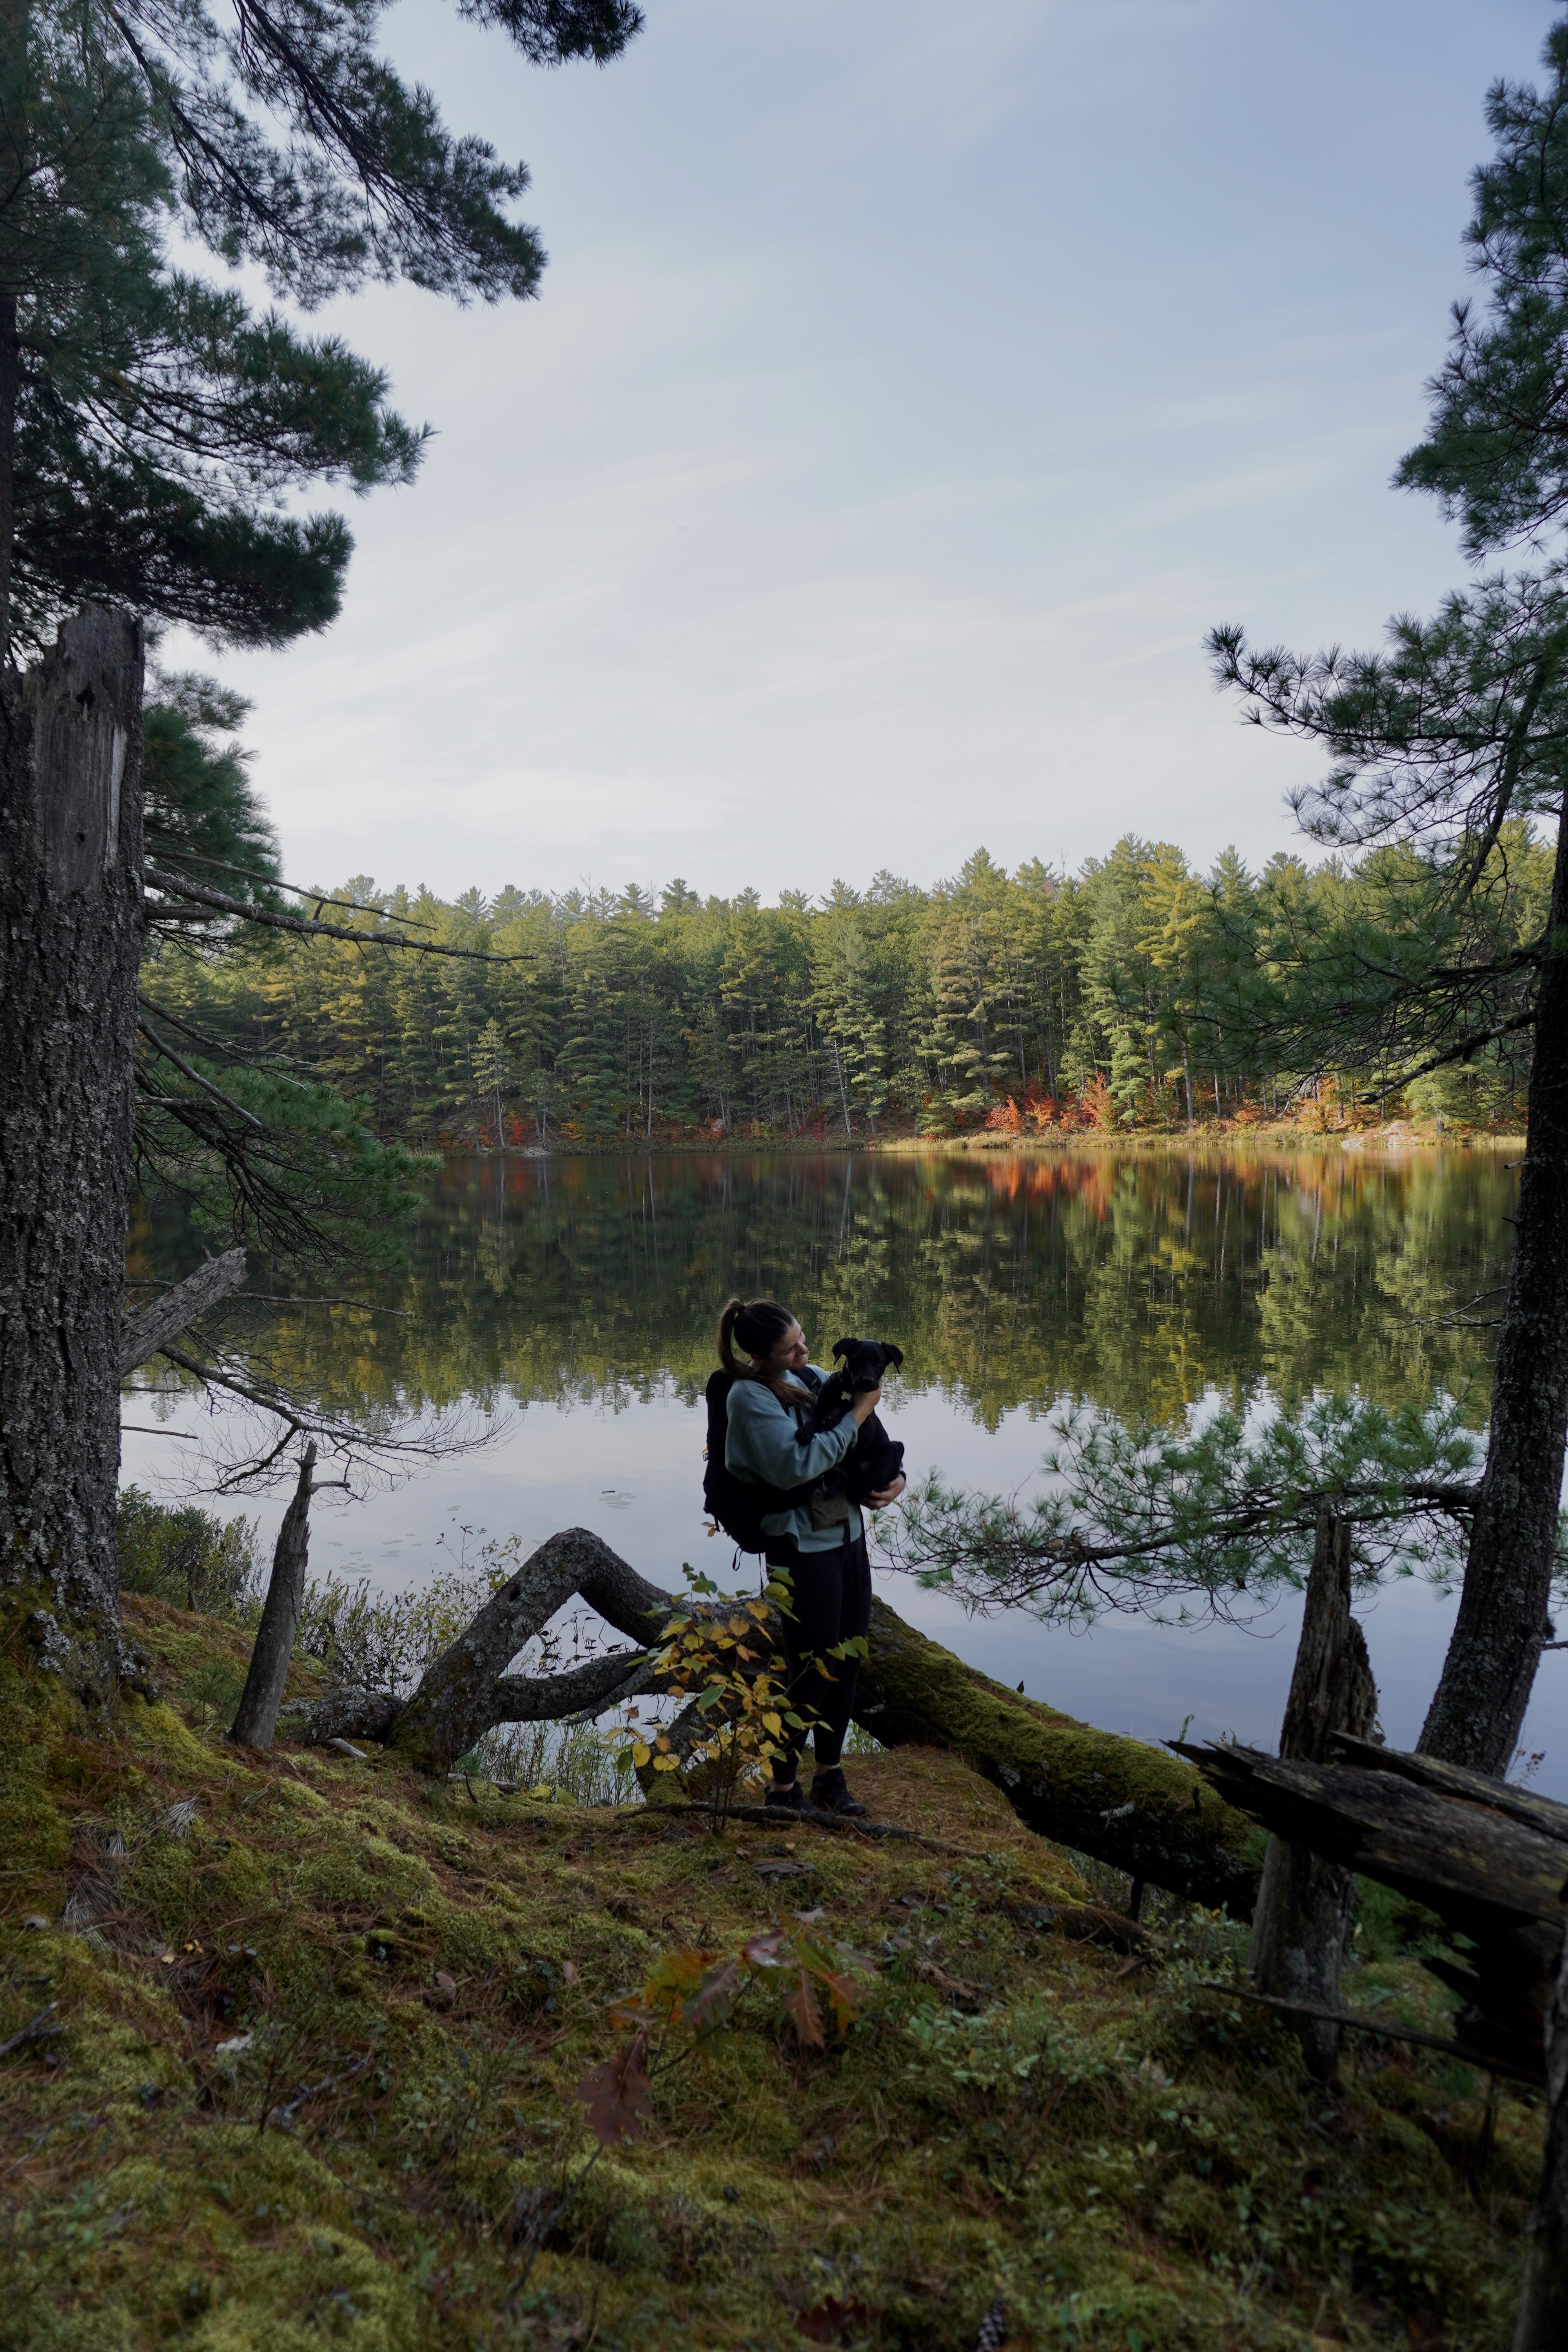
[122,1147,1567,1790]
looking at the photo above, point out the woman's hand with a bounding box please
[867,1474,906,1507]
[851,1383,882,1426]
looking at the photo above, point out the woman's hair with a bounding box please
[718,1296,812,1401]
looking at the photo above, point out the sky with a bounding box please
[167,0,1554,906]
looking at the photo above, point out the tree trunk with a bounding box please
[1248,1510,1377,2078]
[230,1444,318,1751]
[1514,1924,1568,2352]
[0,610,145,1694]
[1421,792,1568,1771]
[0,289,16,657]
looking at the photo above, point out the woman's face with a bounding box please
[767,1319,809,1374]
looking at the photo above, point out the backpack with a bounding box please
[702,1368,826,1554]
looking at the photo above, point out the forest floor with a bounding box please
[0,1595,1541,2352]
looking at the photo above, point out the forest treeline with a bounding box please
[148,831,1548,1147]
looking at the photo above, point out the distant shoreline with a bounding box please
[463,1124,1526,1161]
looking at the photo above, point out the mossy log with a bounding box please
[854,1596,1261,1913]
[281,1529,1261,1911]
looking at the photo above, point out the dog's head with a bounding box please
[830,1336,905,1391]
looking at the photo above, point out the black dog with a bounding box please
[796,1336,905,1503]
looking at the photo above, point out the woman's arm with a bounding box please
[726,1379,859,1488]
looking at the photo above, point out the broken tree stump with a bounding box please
[230,1444,319,1751]
[1247,1508,1377,2078]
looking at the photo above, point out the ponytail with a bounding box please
[717,1296,813,1404]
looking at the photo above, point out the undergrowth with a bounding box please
[0,1592,1539,2351]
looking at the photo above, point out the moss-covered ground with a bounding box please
[0,1596,1541,2350]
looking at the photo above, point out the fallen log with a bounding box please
[281,1528,1260,1911]
[1175,1735,1568,2083]
[857,1596,1261,1913]
[1176,1731,1568,2345]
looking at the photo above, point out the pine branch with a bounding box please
[143,867,533,962]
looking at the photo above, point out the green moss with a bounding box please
[0,1594,1539,2350]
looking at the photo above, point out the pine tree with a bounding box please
[0,0,642,649]
[0,0,640,1681]
[1209,16,1568,1770]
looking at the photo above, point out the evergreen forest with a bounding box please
[145,828,1549,1149]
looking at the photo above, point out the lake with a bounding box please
[122,1145,1568,1792]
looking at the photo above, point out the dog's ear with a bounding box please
[883,1343,904,1370]
[831,1337,853,1361]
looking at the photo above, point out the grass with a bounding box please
[0,1592,1541,2350]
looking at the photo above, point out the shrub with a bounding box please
[116,1485,263,1619]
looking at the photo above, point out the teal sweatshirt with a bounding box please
[724,1369,864,1552]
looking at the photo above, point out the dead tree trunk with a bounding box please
[0,610,145,1695]
[1515,1926,1568,2352]
[1248,1509,1377,2078]
[230,1445,318,1751]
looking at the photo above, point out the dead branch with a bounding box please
[120,1248,246,1375]
[144,866,532,962]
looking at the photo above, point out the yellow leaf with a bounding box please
[761,1712,782,1735]
[652,1754,682,1773]
[631,1743,652,1768]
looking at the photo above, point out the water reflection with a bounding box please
[177,1146,1513,1429]
[123,1148,1559,1788]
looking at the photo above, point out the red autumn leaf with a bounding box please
[573,2032,653,2145]
[785,1968,824,2048]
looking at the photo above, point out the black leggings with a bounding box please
[765,1531,872,1778]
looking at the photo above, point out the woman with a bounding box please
[719,1296,906,1815]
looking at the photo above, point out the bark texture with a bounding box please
[120,1247,246,1376]
[379,1524,670,1773]
[1247,1511,1377,2078]
[1421,793,1568,1771]
[1514,1924,1568,2352]
[230,1444,317,1750]
[0,608,144,1691]
[283,1528,1261,1907]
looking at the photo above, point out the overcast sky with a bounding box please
[167,0,1552,906]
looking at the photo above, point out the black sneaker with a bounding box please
[765,1780,805,1812]
[809,1767,867,1817]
